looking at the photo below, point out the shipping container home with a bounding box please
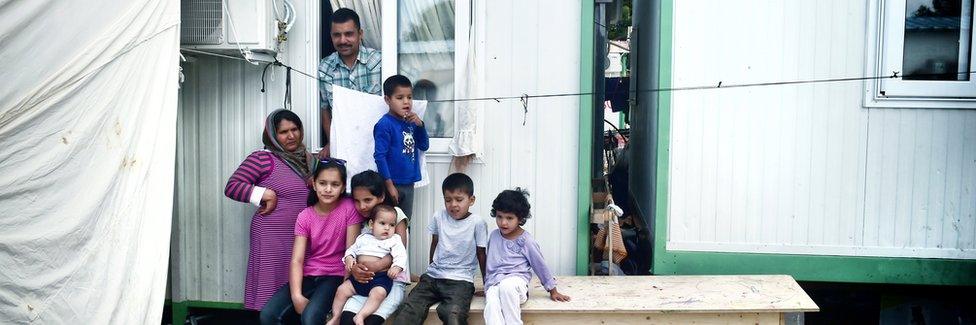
[170,0,596,321]
[630,0,976,286]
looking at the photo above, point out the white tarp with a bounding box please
[330,85,430,188]
[0,0,179,323]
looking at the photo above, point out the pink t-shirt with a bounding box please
[294,197,365,276]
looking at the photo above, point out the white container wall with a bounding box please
[666,0,976,260]
[408,0,581,277]
[170,0,321,303]
[171,0,581,304]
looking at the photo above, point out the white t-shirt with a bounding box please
[425,209,488,282]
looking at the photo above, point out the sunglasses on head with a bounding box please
[320,157,347,165]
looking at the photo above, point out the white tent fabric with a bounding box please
[330,85,430,188]
[0,0,179,323]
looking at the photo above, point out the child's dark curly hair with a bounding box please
[490,187,531,226]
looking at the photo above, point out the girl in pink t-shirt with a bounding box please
[259,159,366,325]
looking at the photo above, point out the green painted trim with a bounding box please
[649,0,976,286]
[655,250,976,286]
[183,300,245,309]
[652,0,674,276]
[172,301,188,325]
[577,0,595,276]
[171,300,246,325]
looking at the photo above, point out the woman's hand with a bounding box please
[549,288,571,302]
[258,189,278,215]
[350,263,375,283]
[292,294,310,314]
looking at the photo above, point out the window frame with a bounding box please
[381,0,469,153]
[864,0,976,109]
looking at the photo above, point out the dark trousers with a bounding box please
[395,184,415,219]
[338,311,385,325]
[394,274,475,325]
[259,275,344,325]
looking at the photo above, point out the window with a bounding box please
[381,0,466,152]
[397,0,456,138]
[322,1,462,151]
[867,0,976,107]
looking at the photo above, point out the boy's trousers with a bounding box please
[395,184,414,219]
[394,274,474,325]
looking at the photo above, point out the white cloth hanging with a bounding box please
[450,0,485,157]
[330,85,430,188]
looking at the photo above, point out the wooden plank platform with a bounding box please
[411,275,818,324]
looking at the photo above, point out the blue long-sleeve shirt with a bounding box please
[373,113,429,185]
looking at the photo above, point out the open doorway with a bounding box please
[588,0,652,276]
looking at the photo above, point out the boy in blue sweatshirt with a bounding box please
[374,74,429,219]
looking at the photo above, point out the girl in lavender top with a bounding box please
[484,188,570,325]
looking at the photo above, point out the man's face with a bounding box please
[330,20,362,58]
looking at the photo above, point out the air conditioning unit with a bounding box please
[181,0,293,62]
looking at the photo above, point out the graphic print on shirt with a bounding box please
[402,130,415,161]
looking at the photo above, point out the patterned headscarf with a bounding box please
[263,109,317,180]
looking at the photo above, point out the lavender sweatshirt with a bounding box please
[484,229,557,291]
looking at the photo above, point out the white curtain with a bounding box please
[450,0,483,157]
[331,0,383,50]
[0,0,179,323]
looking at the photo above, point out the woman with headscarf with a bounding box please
[224,109,318,311]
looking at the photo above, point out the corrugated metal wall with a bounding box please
[171,0,320,303]
[172,0,581,304]
[666,0,975,259]
[173,56,290,303]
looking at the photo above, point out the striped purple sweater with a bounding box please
[224,150,273,202]
[223,150,311,310]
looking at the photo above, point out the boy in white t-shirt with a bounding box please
[394,173,488,324]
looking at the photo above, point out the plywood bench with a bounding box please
[408,275,818,324]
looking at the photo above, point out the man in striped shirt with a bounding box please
[319,8,382,157]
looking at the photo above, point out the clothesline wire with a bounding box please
[258,58,976,105]
[421,70,976,103]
